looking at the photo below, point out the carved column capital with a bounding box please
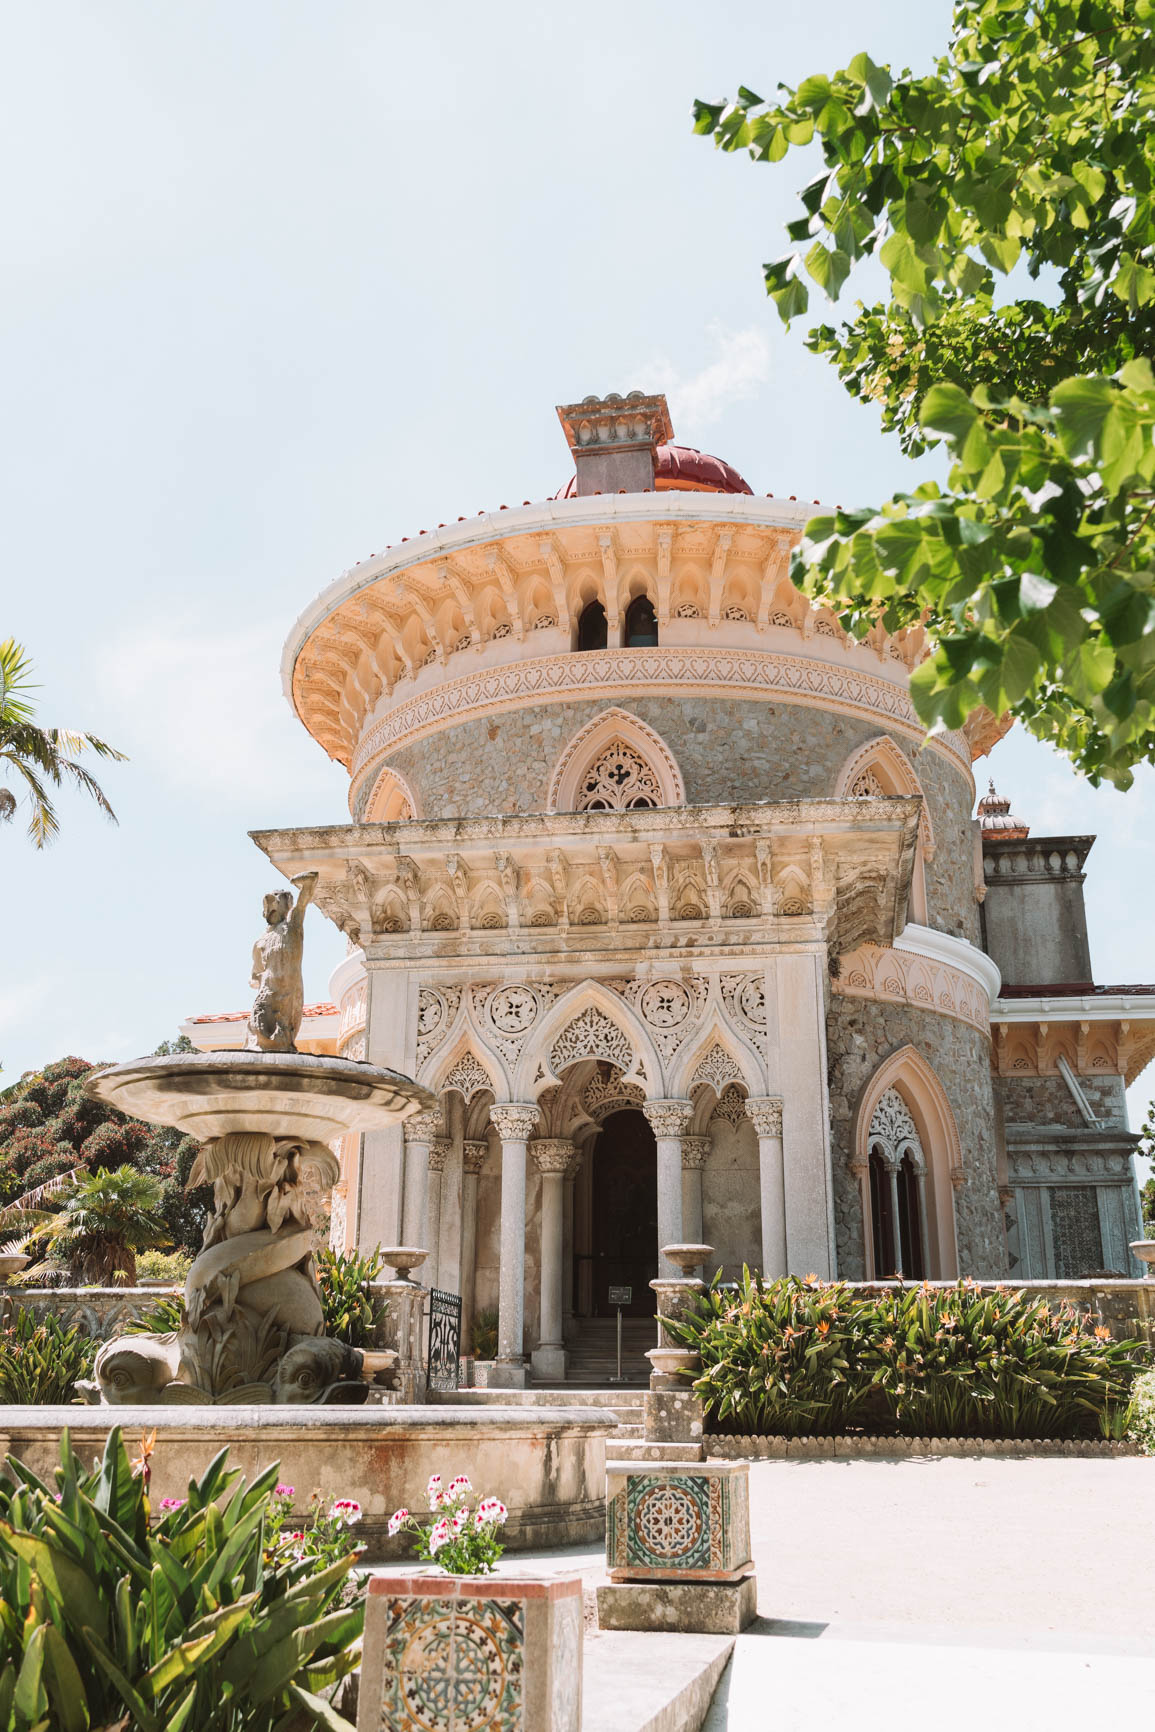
[489,1103,541,1143]
[462,1139,489,1176]
[681,1136,711,1171]
[404,1108,444,1145]
[531,1138,574,1175]
[746,1097,783,1138]
[643,1099,693,1139]
[428,1138,451,1174]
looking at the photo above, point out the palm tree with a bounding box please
[0,638,126,846]
[31,1168,170,1285]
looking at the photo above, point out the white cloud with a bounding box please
[94,615,345,809]
[645,323,771,432]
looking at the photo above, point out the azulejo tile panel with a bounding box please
[606,1461,752,1583]
[377,1595,524,1732]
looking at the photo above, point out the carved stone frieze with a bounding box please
[834,941,989,1033]
[550,1006,634,1077]
[415,986,463,1070]
[710,1084,749,1127]
[604,974,708,1060]
[719,972,769,1056]
[582,1067,645,1120]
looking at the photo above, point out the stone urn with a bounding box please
[379,1248,429,1285]
[0,1252,30,1284]
[1129,1240,1155,1277]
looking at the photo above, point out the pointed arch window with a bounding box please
[866,1088,928,1279]
[577,600,608,652]
[624,595,658,647]
[576,739,663,811]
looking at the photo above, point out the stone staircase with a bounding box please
[557,1318,655,1388]
[439,1385,645,1444]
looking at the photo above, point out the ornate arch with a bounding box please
[835,735,936,858]
[547,707,684,813]
[668,1016,764,1100]
[428,1037,507,1101]
[851,1044,961,1278]
[513,980,660,1099]
[363,763,419,823]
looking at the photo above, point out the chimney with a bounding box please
[556,391,674,496]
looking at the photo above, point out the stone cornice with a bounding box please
[834,932,993,1035]
[894,924,1002,1006]
[347,646,973,796]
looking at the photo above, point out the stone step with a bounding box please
[608,1441,705,1462]
[582,1630,734,1732]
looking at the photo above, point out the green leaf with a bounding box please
[287,1680,357,1732]
[39,1626,90,1732]
[0,1526,106,1638]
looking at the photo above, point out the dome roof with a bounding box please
[978,781,1029,839]
[555,442,753,499]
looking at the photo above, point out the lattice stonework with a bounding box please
[575,739,663,811]
[869,1087,922,1166]
[549,1007,633,1076]
[849,767,887,798]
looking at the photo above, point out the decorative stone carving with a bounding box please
[531,1138,574,1175]
[462,1138,489,1175]
[604,975,706,1061]
[710,1084,748,1127]
[869,1088,922,1170]
[245,873,318,1053]
[849,768,886,798]
[582,1067,645,1119]
[834,941,989,1033]
[442,1051,496,1101]
[681,1137,710,1171]
[428,1138,451,1173]
[550,1007,633,1076]
[576,739,663,811]
[690,1044,743,1096]
[415,986,462,1070]
[745,1098,783,1137]
[489,1103,541,1142]
[639,980,692,1028]
[643,1101,694,1139]
[490,984,540,1034]
[403,1109,445,1145]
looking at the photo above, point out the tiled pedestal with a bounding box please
[357,1572,582,1732]
[598,1459,757,1634]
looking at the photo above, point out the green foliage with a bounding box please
[0,638,126,846]
[1126,1367,1155,1453]
[314,1247,386,1350]
[0,1058,209,1257]
[266,1487,367,1609]
[0,1426,361,1731]
[470,1307,499,1361]
[31,1168,170,1287]
[1136,1100,1155,1232]
[693,0,1155,786]
[0,1309,95,1405]
[389,1475,508,1576]
[125,1294,185,1336]
[136,1249,193,1283]
[665,1274,1149,1439]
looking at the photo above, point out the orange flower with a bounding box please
[1094,1325,1112,1341]
[816,1321,831,1337]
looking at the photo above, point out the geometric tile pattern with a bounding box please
[606,1464,752,1582]
[377,1595,524,1732]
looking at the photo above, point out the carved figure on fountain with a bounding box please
[246,871,318,1053]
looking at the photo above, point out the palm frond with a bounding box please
[0,638,39,727]
[0,751,59,846]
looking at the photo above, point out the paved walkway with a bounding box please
[515,1454,1155,1730]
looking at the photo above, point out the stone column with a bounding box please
[459,1139,488,1355]
[773,952,837,1276]
[562,1145,584,1339]
[643,1101,692,1278]
[680,1137,710,1248]
[488,1103,539,1388]
[425,1138,450,1292]
[530,1139,573,1382]
[401,1108,444,1250]
[747,1098,787,1280]
[887,1159,903,1277]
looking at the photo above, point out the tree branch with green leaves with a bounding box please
[694,0,1155,786]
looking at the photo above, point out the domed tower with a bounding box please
[256,390,1011,1385]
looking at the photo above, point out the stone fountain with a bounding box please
[80,871,433,1405]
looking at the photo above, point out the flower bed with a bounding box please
[663,1273,1151,1441]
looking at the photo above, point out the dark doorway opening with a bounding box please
[624,595,659,646]
[577,600,608,651]
[589,1108,657,1317]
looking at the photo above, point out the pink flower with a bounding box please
[428,1518,451,1555]
[427,1474,444,1510]
[331,1499,362,1526]
[474,1508,488,1530]
[447,1474,472,1498]
[452,1507,469,1533]
[489,1500,508,1526]
[275,1483,295,1498]
[159,1498,186,1512]
[388,1508,410,1536]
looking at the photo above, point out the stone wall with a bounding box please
[381,695,978,937]
[825,998,1005,1279]
[701,1115,761,1282]
[996,1073,1130,1130]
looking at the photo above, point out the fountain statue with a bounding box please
[79,880,433,1404]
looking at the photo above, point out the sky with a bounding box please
[1,2,1152,1154]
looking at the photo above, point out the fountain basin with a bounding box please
[0,1404,612,1559]
[84,1051,434,1142]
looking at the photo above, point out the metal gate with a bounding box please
[426,1287,462,1392]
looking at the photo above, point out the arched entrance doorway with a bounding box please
[587,1108,658,1317]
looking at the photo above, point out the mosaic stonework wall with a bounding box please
[605,1463,752,1582]
[825,998,1005,1278]
[996,1073,1130,1131]
[372,1595,524,1731]
[378,694,977,937]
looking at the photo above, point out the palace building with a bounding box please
[186,391,1154,1386]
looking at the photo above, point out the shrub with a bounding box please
[666,1275,1150,1441]
[470,1306,499,1361]
[388,1473,508,1575]
[1128,1368,1155,1456]
[136,1248,193,1283]
[0,1426,362,1730]
[315,1247,386,1349]
[0,1307,96,1403]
